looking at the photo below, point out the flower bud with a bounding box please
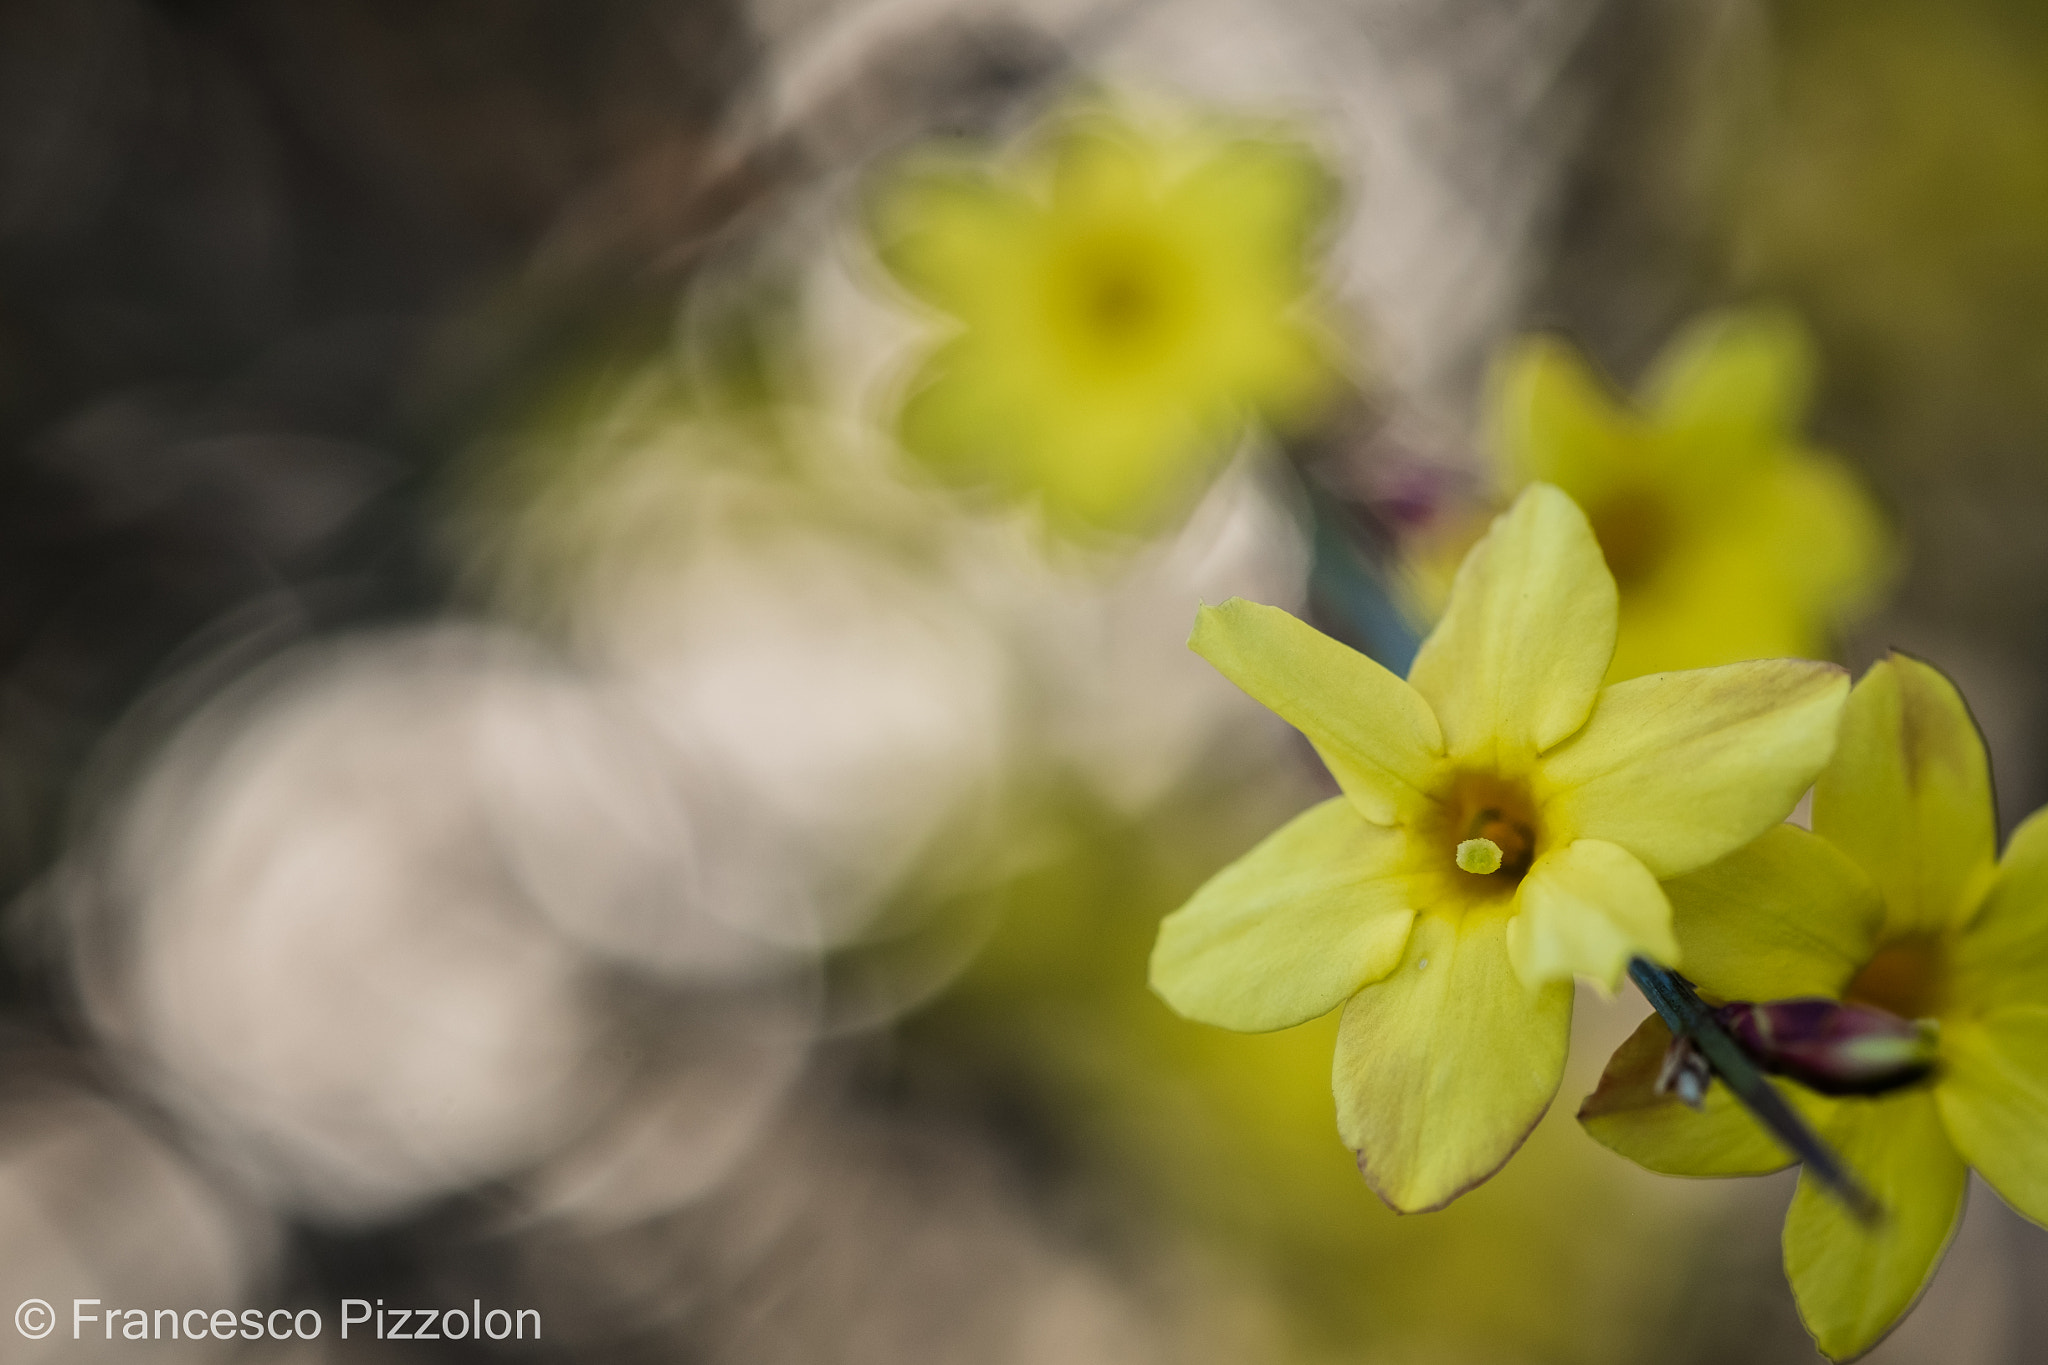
[1714,997,1939,1096]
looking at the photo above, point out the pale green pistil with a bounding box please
[1456,837,1504,875]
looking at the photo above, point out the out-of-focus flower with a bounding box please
[867,106,1337,537]
[1149,484,1846,1211]
[1499,309,1889,680]
[67,626,812,1222]
[1581,654,2048,1360]
[1405,309,1889,681]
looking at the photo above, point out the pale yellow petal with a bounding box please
[1784,1090,1966,1362]
[1813,655,1997,938]
[1755,455,1892,625]
[1954,806,2048,1012]
[1507,839,1675,991]
[1539,660,1849,878]
[1333,907,1573,1211]
[1489,337,1637,503]
[1047,119,1155,216]
[1642,307,1815,459]
[1190,599,1446,824]
[1578,1012,1793,1176]
[1936,1008,2048,1227]
[1602,454,1890,683]
[1166,136,1335,284]
[1665,823,1883,1002]
[1150,797,1420,1033]
[869,167,1037,318]
[1406,484,1617,766]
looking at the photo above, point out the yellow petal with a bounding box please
[1164,145,1338,425]
[1047,119,1155,216]
[1166,136,1336,285]
[1490,337,1637,504]
[898,346,1205,535]
[897,343,1022,480]
[1539,659,1848,879]
[869,167,1036,319]
[1813,655,1998,938]
[1935,1008,2048,1227]
[1190,599,1445,825]
[1602,454,1890,683]
[1755,455,1893,627]
[1665,823,1883,1002]
[1333,907,1572,1211]
[1954,806,2048,1012]
[1150,797,1420,1033]
[1508,839,1676,991]
[1641,307,1815,461]
[1578,1012,1793,1176]
[1783,1090,1966,1362]
[1406,484,1617,766]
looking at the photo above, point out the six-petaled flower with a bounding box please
[1150,483,1848,1211]
[1582,654,2048,1360]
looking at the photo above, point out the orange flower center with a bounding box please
[1433,772,1542,889]
[1845,935,1948,1020]
[1588,487,1672,589]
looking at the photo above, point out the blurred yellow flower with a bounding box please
[1150,484,1846,1211]
[1419,309,1889,681]
[1581,654,2048,1361]
[867,108,1336,536]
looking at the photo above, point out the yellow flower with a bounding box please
[1478,308,1890,681]
[1581,655,2048,1360]
[867,108,1336,536]
[1150,484,1848,1211]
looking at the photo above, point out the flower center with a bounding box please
[1588,487,1672,589]
[1049,230,1193,371]
[1085,269,1159,336]
[1437,772,1541,887]
[1845,935,1948,1020]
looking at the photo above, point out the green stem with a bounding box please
[1628,956,1881,1224]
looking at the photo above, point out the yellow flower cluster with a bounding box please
[859,96,2028,1365]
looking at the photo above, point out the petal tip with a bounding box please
[1186,597,1244,653]
[1351,1099,1552,1215]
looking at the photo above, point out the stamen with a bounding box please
[1456,838,1504,875]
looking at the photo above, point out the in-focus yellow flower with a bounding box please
[1425,309,1888,681]
[1150,484,1847,1211]
[1581,654,2048,1360]
[867,108,1336,536]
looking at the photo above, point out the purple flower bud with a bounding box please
[1713,997,1939,1096]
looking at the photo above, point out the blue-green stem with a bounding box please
[1300,477,1420,673]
